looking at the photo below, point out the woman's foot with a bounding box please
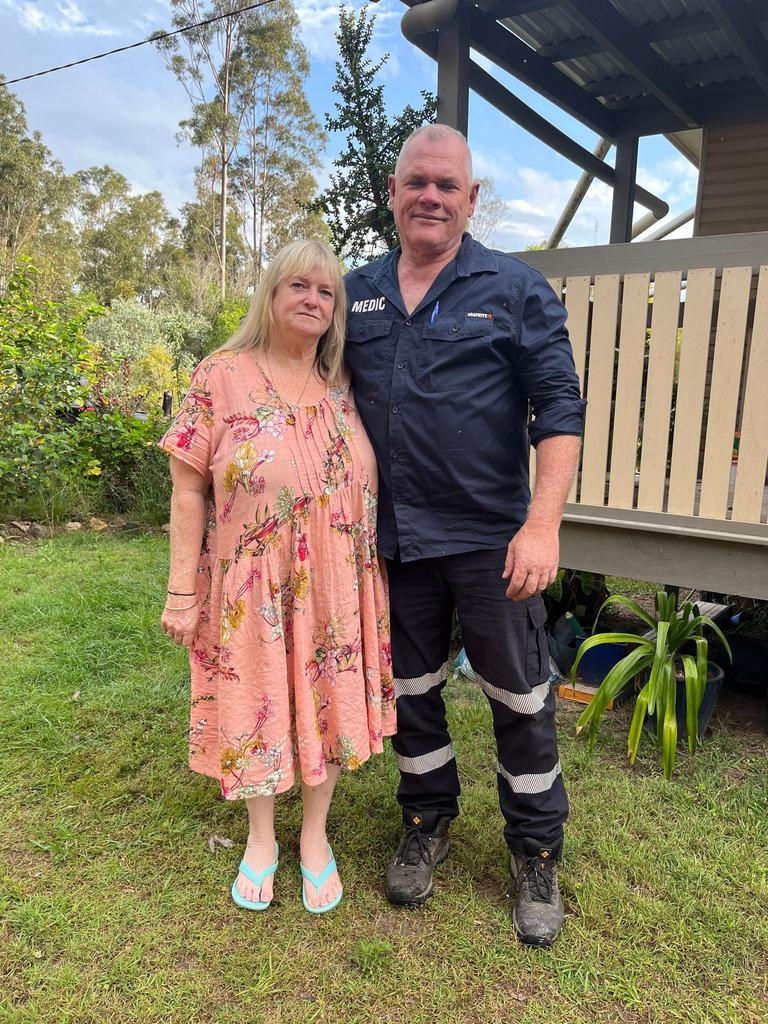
[300,830,342,909]
[237,833,278,905]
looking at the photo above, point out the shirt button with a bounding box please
[404,319,412,326]
[451,323,460,333]
[392,406,400,414]
[397,362,404,369]
[391,451,399,459]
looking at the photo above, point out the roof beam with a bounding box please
[706,0,768,100]
[475,0,557,14]
[557,0,699,125]
[538,3,768,62]
[612,87,768,138]
[582,56,748,98]
[408,25,668,218]
[467,9,615,137]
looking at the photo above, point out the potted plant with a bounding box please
[570,591,732,778]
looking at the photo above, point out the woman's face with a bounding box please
[271,267,336,346]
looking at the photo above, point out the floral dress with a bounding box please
[159,351,396,799]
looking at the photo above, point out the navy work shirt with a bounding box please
[344,234,586,562]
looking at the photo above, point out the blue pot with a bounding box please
[644,662,724,742]
[548,632,626,684]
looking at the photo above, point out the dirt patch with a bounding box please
[711,688,767,745]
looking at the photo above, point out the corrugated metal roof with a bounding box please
[496,0,768,110]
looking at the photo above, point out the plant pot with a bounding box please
[644,661,724,743]
[548,628,626,684]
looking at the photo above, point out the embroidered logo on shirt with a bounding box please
[466,311,493,319]
[351,297,386,313]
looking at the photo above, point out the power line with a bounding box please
[0,0,278,88]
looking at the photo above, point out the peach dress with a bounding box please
[160,351,395,799]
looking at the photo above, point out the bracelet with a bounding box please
[165,602,198,611]
[168,589,196,596]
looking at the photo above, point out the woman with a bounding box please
[159,240,395,914]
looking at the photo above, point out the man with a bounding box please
[344,125,585,947]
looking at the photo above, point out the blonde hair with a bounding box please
[219,240,347,384]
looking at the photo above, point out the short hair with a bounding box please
[219,240,347,385]
[395,124,474,181]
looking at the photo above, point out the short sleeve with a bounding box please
[158,359,217,476]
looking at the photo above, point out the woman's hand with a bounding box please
[161,599,201,647]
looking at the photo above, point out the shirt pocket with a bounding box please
[346,315,395,392]
[417,314,493,392]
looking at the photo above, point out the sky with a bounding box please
[0,0,699,251]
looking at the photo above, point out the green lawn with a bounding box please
[1,533,767,1024]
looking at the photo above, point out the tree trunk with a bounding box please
[219,19,233,302]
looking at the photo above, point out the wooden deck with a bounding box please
[518,231,768,599]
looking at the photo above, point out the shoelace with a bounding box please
[521,856,555,903]
[397,825,433,866]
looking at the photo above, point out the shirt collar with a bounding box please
[356,233,499,284]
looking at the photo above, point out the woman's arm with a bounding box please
[160,458,210,647]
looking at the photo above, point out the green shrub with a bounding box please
[206,296,249,353]
[0,261,171,524]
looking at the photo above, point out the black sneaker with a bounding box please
[385,814,451,905]
[510,848,564,947]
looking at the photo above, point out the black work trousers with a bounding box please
[387,547,568,858]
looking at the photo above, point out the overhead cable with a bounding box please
[1,0,278,88]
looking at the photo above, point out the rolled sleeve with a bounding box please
[514,272,587,447]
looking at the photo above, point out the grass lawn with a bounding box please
[1,533,767,1024]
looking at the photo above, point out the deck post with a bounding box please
[437,9,470,134]
[610,136,639,243]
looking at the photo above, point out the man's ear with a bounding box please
[468,180,480,216]
[387,174,396,210]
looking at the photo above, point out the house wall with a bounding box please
[695,121,768,236]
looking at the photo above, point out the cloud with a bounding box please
[294,0,402,68]
[2,0,120,36]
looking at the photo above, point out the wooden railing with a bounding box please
[518,232,768,598]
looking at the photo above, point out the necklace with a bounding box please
[262,351,317,409]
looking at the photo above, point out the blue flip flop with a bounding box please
[300,845,343,914]
[231,841,279,911]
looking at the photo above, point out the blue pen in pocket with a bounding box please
[428,300,440,326]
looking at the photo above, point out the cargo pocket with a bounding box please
[525,597,549,684]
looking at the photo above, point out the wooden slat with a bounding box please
[579,274,620,505]
[699,266,753,518]
[608,273,650,509]
[562,276,591,502]
[667,268,717,515]
[637,272,683,512]
[731,265,768,523]
[546,277,563,300]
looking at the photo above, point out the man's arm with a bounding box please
[502,434,581,600]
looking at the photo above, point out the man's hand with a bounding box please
[502,520,560,600]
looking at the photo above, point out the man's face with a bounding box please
[388,136,479,258]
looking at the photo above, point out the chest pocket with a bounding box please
[346,315,395,392]
[417,314,493,392]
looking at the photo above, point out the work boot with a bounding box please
[385,813,451,905]
[510,847,564,947]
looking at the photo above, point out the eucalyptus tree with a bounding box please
[229,0,326,283]
[76,166,178,306]
[0,81,79,297]
[153,1,252,300]
[154,0,322,298]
